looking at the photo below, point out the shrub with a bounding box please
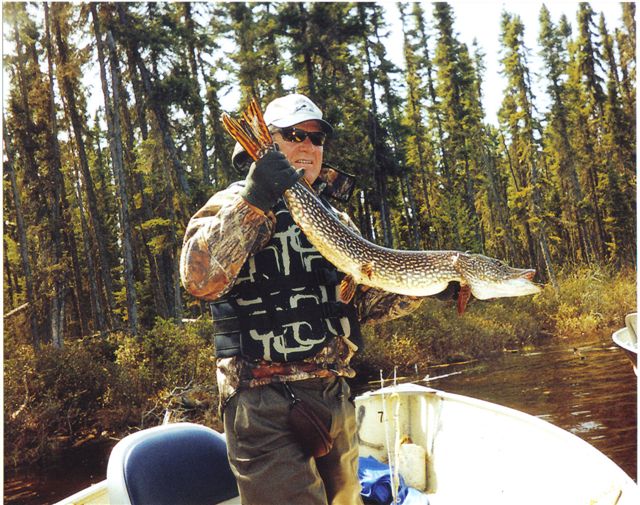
[4,318,219,467]
[4,338,116,466]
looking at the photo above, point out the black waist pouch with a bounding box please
[280,382,333,458]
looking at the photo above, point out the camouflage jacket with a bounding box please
[180,182,423,408]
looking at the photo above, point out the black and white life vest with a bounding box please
[210,197,361,362]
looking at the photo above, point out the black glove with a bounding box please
[240,150,303,212]
[434,281,461,301]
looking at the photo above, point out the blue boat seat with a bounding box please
[106,422,239,505]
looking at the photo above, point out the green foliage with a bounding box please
[543,265,637,336]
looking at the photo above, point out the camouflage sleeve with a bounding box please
[332,208,424,325]
[180,183,275,301]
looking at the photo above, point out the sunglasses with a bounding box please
[276,127,327,146]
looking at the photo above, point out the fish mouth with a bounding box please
[472,269,542,300]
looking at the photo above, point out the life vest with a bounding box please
[210,197,361,362]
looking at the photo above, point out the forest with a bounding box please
[2,2,636,466]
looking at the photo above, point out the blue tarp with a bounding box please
[358,456,429,505]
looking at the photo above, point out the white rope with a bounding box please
[391,366,401,504]
[380,368,401,504]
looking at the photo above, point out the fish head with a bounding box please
[458,253,542,300]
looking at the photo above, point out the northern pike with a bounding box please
[222,99,542,313]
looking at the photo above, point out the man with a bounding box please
[180,94,424,505]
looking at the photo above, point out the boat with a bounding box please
[54,384,638,505]
[357,384,638,504]
[612,313,637,374]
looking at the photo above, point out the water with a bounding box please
[4,337,637,503]
[4,439,114,505]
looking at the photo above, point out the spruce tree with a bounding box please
[499,11,557,287]
[538,7,591,263]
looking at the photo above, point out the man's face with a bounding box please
[271,120,324,184]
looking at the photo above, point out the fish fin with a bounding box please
[339,275,357,303]
[360,262,374,280]
[457,284,472,315]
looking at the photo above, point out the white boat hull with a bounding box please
[55,385,638,505]
[54,480,241,505]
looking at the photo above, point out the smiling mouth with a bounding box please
[294,160,313,167]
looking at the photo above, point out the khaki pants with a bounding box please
[223,377,364,505]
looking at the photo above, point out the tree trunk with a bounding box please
[115,5,183,321]
[297,3,316,96]
[481,145,517,263]
[183,3,210,185]
[359,5,393,247]
[418,7,460,247]
[3,237,16,308]
[461,145,483,250]
[91,4,139,334]
[106,29,139,333]
[114,11,170,318]
[530,158,559,291]
[70,155,107,333]
[52,4,115,325]
[3,124,40,349]
[44,3,67,347]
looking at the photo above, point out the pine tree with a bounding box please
[5,3,78,346]
[432,3,483,250]
[226,2,285,104]
[103,4,172,321]
[3,123,39,349]
[565,4,609,261]
[183,3,210,185]
[90,4,139,333]
[43,2,71,344]
[115,4,191,200]
[538,7,591,264]
[598,13,636,264]
[616,3,635,139]
[499,11,557,287]
[398,3,436,248]
[356,3,398,248]
[115,3,187,321]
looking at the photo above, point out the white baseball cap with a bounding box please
[263,93,333,135]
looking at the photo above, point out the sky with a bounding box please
[383,1,627,125]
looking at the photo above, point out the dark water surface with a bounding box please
[4,439,114,505]
[4,337,637,504]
